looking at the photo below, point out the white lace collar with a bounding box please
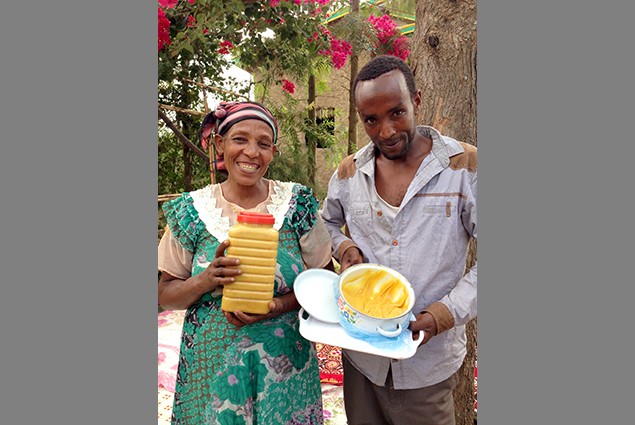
[189,180,296,242]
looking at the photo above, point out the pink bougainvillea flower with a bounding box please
[281,79,295,94]
[187,0,196,4]
[158,0,178,9]
[269,0,281,6]
[158,7,172,51]
[217,40,234,55]
[388,35,410,60]
[187,15,196,27]
[325,38,352,69]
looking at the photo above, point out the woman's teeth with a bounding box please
[238,163,258,172]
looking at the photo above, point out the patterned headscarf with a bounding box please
[198,101,278,151]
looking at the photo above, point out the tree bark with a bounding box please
[410,2,477,424]
[347,0,360,154]
[307,74,317,186]
[410,0,477,147]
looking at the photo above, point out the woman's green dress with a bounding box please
[163,182,324,425]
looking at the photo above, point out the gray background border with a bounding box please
[1,1,633,423]
[1,2,157,423]
[478,1,634,424]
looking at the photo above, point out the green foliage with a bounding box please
[158,128,210,195]
[328,9,376,52]
[158,1,356,206]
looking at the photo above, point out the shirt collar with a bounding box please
[353,125,464,173]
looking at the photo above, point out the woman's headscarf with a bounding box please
[198,101,278,151]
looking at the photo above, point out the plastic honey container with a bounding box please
[222,211,279,314]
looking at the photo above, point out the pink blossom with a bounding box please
[187,0,196,4]
[281,79,295,94]
[388,35,410,60]
[158,0,178,9]
[367,14,410,59]
[368,14,398,45]
[217,40,234,55]
[158,8,172,51]
[187,15,196,27]
[269,0,281,6]
[326,38,352,69]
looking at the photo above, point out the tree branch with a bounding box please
[158,103,206,116]
[158,107,209,161]
[181,78,249,100]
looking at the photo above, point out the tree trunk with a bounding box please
[307,74,317,186]
[410,0,477,147]
[410,2,477,424]
[347,0,360,154]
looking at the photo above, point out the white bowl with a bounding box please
[336,263,414,338]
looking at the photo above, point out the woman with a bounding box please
[158,101,333,424]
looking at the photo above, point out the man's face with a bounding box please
[355,70,420,161]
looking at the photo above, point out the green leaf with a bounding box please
[182,40,194,55]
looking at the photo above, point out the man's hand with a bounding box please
[339,246,364,273]
[409,311,438,346]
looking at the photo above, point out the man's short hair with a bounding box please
[353,55,417,102]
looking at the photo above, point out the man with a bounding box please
[321,55,477,425]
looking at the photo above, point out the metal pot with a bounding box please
[336,263,415,338]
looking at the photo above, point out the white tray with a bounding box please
[298,308,423,360]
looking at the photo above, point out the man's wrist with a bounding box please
[337,241,361,261]
[422,302,455,335]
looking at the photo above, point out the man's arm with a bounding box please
[320,170,364,268]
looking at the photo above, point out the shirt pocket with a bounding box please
[415,194,464,230]
[418,195,457,218]
[349,201,374,237]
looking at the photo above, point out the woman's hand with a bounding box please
[199,239,242,293]
[408,311,438,346]
[223,293,300,328]
[158,239,241,311]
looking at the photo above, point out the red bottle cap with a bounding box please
[236,211,275,225]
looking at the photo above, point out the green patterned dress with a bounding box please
[162,181,324,425]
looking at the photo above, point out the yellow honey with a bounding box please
[341,268,409,318]
[222,212,279,314]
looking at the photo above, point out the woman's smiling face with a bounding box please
[215,119,277,186]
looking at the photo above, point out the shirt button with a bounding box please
[377,210,383,217]
[392,239,398,246]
